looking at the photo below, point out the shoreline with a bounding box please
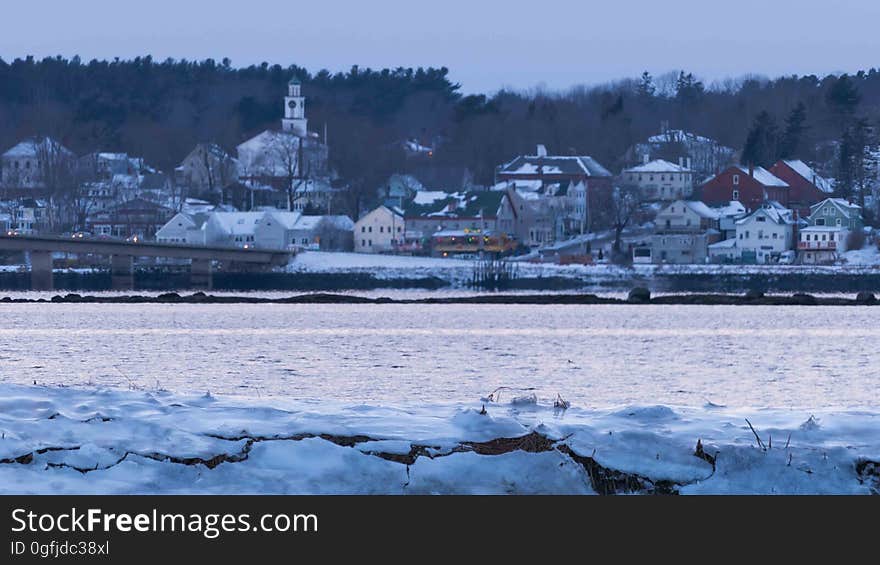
[1,289,878,305]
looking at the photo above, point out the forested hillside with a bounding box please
[2,56,880,191]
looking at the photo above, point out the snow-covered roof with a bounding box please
[2,137,74,159]
[499,155,611,178]
[736,203,795,226]
[782,160,834,193]
[810,197,861,219]
[209,212,266,236]
[647,129,716,145]
[412,190,451,205]
[624,159,691,173]
[264,211,302,230]
[800,225,845,232]
[320,215,355,230]
[682,200,720,219]
[708,238,737,249]
[734,165,789,187]
[713,200,746,217]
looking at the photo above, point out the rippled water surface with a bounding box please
[1,303,877,409]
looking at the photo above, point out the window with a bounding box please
[756,216,765,222]
[836,218,842,226]
[302,238,308,244]
[379,226,384,233]
[816,218,825,226]
[822,234,827,241]
[772,233,778,239]
[361,226,365,233]
[361,239,365,246]
[397,226,402,233]
[757,230,763,239]
[733,175,740,185]
[745,231,750,238]
[829,233,835,241]
[368,239,372,246]
[732,190,739,200]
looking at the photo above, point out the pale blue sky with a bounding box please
[1,1,878,93]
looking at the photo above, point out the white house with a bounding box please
[1,137,75,190]
[354,205,405,253]
[797,226,848,264]
[156,212,209,245]
[734,202,795,263]
[622,158,694,201]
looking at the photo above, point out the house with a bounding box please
[650,200,721,264]
[768,160,834,217]
[654,200,719,232]
[625,124,735,178]
[497,146,612,187]
[254,211,353,251]
[797,227,847,264]
[622,158,694,201]
[8,198,50,234]
[707,237,739,263]
[354,205,405,253]
[700,165,789,212]
[734,202,795,264]
[713,201,747,240]
[404,191,507,253]
[807,198,862,231]
[175,143,239,197]
[86,197,175,239]
[378,174,423,208]
[1,137,75,194]
[496,187,558,247]
[796,198,863,264]
[155,212,210,245]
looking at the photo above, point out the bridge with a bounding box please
[0,235,291,291]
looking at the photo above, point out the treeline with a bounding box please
[3,56,880,196]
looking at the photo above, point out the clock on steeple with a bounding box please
[282,77,307,136]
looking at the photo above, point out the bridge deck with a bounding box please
[0,235,290,264]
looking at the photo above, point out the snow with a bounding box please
[0,384,876,494]
[734,165,789,187]
[682,200,720,219]
[841,246,880,265]
[625,159,691,173]
[412,190,453,205]
[287,251,474,272]
[783,160,834,193]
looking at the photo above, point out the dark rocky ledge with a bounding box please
[0,288,877,305]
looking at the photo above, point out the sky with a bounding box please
[1,1,879,94]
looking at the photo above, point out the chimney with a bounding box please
[536,144,547,158]
[748,164,754,178]
[643,154,650,165]
[687,157,692,170]
[678,157,684,168]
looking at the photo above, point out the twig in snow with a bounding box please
[784,433,792,449]
[554,394,570,410]
[745,418,766,450]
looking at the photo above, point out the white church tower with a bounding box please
[282,78,308,136]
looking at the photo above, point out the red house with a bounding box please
[768,160,834,218]
[700,165,789,212]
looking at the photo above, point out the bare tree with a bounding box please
[35,138,76,231]
[609,185,640,254]
[269,133,311,211]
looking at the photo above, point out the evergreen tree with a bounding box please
[675,71,704,105]
[838,118,877,208]
[826,74,861,122]
[740,111,779,168]
[637,71,655,98]
[779,102,808,159]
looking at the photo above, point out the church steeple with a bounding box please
[282,78,308,136]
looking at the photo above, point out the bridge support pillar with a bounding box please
[190,258,213,291]
[30,250,53,291]
[110,255,135,291]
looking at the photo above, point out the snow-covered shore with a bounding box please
[0,384,877,494]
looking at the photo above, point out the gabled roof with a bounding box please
[781,160,834,193]
[209,212,266,236]
[733,165,788,187]
[682,200,720,219]
[624,159,691,173]
[810,197,861,218]
[714,200,746,217]
[405,190,505,219]
[2,137,74,159]
[499,155,611,178]
[736,202,795,226]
